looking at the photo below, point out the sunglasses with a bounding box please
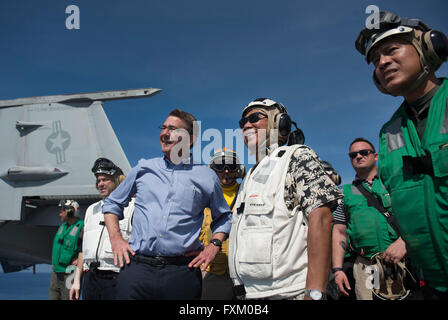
[210,163,239,172]
[348,149,375,159]
[239,112,268,129]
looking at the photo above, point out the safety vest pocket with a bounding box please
[238,230,273,279]
[99,233,115,260]
[59,246,75,267]
[432,146,448,178]
[244,193,275,216]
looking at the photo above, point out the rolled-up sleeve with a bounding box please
[102,165,138,220]
[208,174,232,235]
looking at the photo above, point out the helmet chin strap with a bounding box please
[373,29,434,97]
[373,65,430,97]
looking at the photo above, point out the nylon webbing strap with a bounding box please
[353,181,401,237]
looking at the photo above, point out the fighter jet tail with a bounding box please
[0,87,161,268]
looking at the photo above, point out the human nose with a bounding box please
[377,53,392,69]
[160,128,171,141]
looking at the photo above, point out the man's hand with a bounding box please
[69,286,80,300]
[334,270,351,297]
[110,234,135,267]
[104,213,135,267]
[188,243,220,271]
[383,237,406,263]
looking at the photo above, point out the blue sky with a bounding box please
[0,0,447,185]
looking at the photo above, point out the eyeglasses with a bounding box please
[239,112,268,128]
[158,125,183,132]
[210,163,239,172]
[348,149,375,159]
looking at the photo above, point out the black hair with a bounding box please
[349,137,376,152]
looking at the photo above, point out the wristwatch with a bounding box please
[304,289,327,300]
[210,239,222,249]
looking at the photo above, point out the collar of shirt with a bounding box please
[162,153,194,169]
[104,155,232,257]
[405,83,441,120]
[353,174,378,187]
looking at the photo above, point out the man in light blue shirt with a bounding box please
[103,108,232,300]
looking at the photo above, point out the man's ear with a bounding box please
[190,134,196,149]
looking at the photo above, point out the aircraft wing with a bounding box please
[0,87,161,271]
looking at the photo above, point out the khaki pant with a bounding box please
[49,272,71,300]
[353,256,374,300]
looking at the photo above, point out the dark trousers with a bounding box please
[82,269,118,300]
[115,257,202,300]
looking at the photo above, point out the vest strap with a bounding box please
[353,181,401,237]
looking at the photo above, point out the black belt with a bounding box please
[131,254,193,267]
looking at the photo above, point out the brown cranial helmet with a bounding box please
[355,11,448,96]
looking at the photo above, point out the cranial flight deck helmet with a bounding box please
[91,157,123,176]
[370,252,417,300]
[209,148,245,178]
[355,11,448,96]
[240,98,305,147]
[240,98,292,147]
[58,199,82,218]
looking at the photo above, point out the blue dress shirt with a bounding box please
[102,155,232,256]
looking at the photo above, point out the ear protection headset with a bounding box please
[287,121,305,146]
[242,98,292,140]
[356,11,448,96]
[59,200,81,218]
[423,29,448,65]
[209,148,245,179]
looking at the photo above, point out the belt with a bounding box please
[91,269,118,279]
[131,254,193,267]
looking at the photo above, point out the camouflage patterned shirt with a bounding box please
[284,146,342,216]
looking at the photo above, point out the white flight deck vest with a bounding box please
[82,198,135,272]
[229,145,309,299]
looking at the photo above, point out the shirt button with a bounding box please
[159,234,163,238]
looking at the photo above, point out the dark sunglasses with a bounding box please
[348,149,375,159]
[239,112,268,129]
[210,163,239,172]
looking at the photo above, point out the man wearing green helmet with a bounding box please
[356,10,448,299]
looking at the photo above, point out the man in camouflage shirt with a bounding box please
[228,98,342,300]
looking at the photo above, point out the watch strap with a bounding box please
[210,239,222,248]
[304,289,327,300]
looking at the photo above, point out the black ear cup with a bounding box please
[66,209,74,218]
[429,30,448,61]
[287,121,305,146]
[278,113,292,137]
